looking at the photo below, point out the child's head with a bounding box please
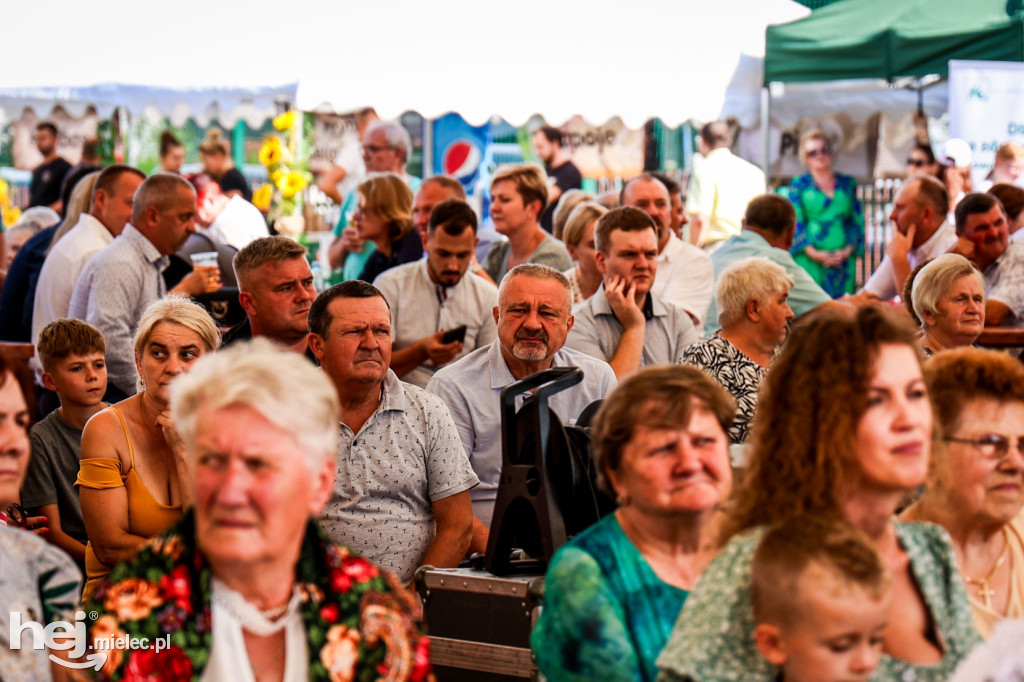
[38,319,107,407]
[751,515,892,682]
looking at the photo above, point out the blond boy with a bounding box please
[751,515,893,682]
[19,319,107,564]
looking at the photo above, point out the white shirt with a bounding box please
[373,260,499,388]
[202,578,308,682]
[205,195,270,251]
[32,214,114,346]
[862,220,958,300]
[652,232,715,328]
[333,134,366,199]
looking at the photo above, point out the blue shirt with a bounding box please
[704,230,832,336]
[0,225,58,341]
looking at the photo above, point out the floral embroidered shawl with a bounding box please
[81,511,432,681]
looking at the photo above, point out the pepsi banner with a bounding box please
[432,113,489,189]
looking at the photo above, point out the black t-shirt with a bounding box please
[217,167,252,202]
[540,160,583,233]
[29,157,72,208]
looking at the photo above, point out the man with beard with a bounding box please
[567,207,700,378]
[309,280,478,582]
[375,200,498,388]
[621,174,714,327]
[427,264,615,553]
[532,126,582,233]
[28,122,72,212]
[952,192,1024,325]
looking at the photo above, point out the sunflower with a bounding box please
[273,111,297,132]
[258,137,283,167]
[252,184,273,212]
[2,206,21,227]
[278,171,308,199]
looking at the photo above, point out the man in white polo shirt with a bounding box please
[375,199,498,388]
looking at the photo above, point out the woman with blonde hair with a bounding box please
[980,142,1024,191]
[658,307,981,681]
[354,172,421,282]
[561,201,607,304]
[77,295,220,599]
[786,129,864,297]
[199,127,251,202]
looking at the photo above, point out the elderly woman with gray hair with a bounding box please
[82,339,431,681]
[681,257,794,444]
[911,253,985,356]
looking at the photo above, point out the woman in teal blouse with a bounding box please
[532,365,736,682]
[787,129,865,297]
[657,307,982,682]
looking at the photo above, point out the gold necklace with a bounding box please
[963,526,1010,609]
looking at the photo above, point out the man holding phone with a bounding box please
[374,199,498,388]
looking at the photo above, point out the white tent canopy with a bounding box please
[0,0,808,129]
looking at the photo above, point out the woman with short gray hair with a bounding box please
[681,257,794,443]
[910,253,985,356]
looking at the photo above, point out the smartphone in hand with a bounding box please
[440,325,468,344]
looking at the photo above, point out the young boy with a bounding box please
[19,319,107,565]
[751,515,893,682]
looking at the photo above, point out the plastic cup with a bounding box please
[189,251,219,268]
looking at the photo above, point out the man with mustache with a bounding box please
[375,199,497,388]
[427,264,616,554]
[309,280,478,582]
[952,192,1024,325]
[567,207,700,379]
[621,174,714,327]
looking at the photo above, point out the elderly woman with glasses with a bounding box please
[81,340,430,680]
[786,129,865,298]
[901,347,1024,638]
[909,254,986,356]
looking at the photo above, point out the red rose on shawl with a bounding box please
[124,645,193,681]
[159,565,192,614]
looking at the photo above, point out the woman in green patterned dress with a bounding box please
[657,306,982,682]
[787,129,865,297]
[532,365,735,682]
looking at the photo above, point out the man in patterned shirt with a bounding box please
[952,192,1024,325]
[308,280,478,582]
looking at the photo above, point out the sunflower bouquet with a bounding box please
[256,109,312,232]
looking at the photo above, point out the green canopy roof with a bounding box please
[765,0,1024,84]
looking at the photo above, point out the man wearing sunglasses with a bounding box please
[862,175,958,301]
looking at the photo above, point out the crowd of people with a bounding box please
[0,116,1023,681]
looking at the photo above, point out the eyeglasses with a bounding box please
[944,434,1024,462]
[907,158,928,167]
[805,147,831,158]
[363,144,395,155]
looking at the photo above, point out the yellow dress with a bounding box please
[75,405,182,600]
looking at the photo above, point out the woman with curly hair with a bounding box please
[353,173,421,283]
[657,306,982,682]
[902,347,1024,638]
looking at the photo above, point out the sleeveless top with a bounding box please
[76,405,183,599]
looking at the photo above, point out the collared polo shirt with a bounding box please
[426,341,616,526]
[320,369,478,583]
